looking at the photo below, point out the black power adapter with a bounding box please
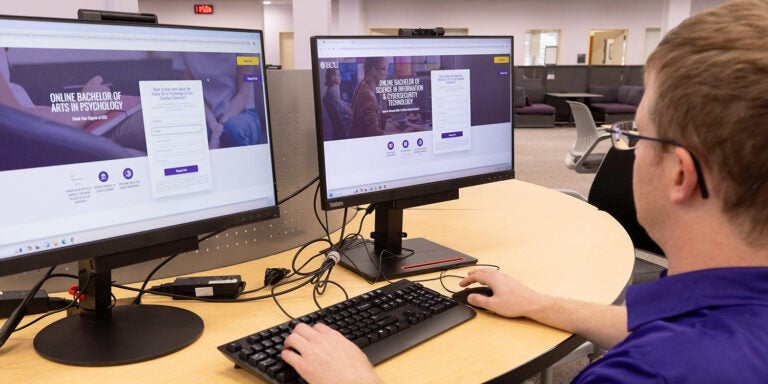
[0,290,72,318]
[151,275,245,300]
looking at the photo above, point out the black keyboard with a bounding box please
[217,279,476,384]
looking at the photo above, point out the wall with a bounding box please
[6,0,726,68]
[138,0,263,29]
[690,0,726,14]
[264,4,293,67]
[362,0,664,66]
[140,0,667,66]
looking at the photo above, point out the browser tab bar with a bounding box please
[0,19,260,54]
[316,37,510,58]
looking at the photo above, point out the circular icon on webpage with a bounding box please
[402,140,410,149]
[387,141,395,150]
[123,168,134,180]
[417,138,424,147]
[98,171,109,182]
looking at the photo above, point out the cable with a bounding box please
[132,228,230,305]
[113,248,341,307]
[269,244,346,319]
[115,280,308,303]
[277,176,319,205]
[132,253,180,305]
[13,297,78,332]
[0,266,55,349]
[3,272,97,334]
[312,183,332,241]
[412,263,501,294]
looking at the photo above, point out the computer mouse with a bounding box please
[452,286,493,308]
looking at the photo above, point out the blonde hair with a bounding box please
[646,0,768,246]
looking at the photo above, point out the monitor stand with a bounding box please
[338,191,477,282]
[34,304,203,366]
[33,238,204,366]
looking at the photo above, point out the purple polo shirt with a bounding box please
[572,267,768,383]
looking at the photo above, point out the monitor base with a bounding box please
[34,304,203,366]
[339,237,477,282]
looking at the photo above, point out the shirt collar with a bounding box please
[626,267,768,331]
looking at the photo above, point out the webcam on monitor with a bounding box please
[77,9,158,24]
[397,27,445,36]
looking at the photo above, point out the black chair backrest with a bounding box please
[588,147,664,255]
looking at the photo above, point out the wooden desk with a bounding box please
[0,180,634,383]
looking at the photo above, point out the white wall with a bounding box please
[138,0,263,29]
[691,0,726,14]
[264,4,293,66]
[362,0,665,65]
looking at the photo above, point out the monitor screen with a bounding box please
[0,15,278,365]
[311,36,514,280]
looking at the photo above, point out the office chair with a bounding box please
[543,147,666,384]
[588,148,664,256]
[560,146,666,280]
[564,101,610,173]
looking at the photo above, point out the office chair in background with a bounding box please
[564,101,611,174]
[561,146,666,280]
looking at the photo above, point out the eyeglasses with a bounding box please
[609,120,709,199]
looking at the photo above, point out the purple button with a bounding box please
[498,70,510,76]
[242,74,261,82]
[164,165,199,176]
[441,131,464,139]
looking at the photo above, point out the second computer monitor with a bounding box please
[311,35,514,281]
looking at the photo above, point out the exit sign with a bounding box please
[194,4,214,14]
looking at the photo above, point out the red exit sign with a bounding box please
[194,4,214,14]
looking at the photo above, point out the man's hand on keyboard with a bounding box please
[282,323,382,384]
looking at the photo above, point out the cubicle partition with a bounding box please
[626,65,645,86]
[588,65,627,86]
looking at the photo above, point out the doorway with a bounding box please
[279,32,294,69]
[589,29,628,65]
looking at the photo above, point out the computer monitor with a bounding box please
[311,36,514,281]
[0,15,278,365]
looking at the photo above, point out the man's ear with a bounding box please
[670,146,701,203]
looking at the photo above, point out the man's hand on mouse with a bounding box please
[459,268,545,319]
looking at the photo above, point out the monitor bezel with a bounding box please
[0,14,280,277]
[310,35,515,212]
